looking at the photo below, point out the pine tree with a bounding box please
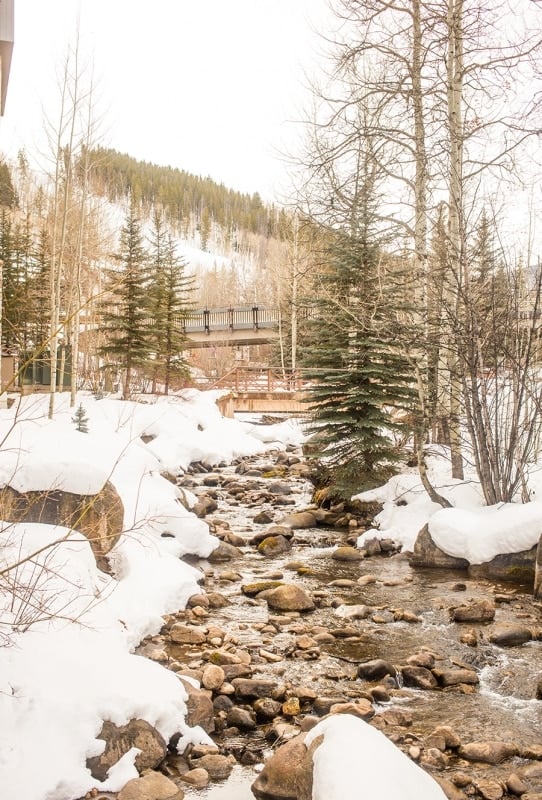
[304,229,413,498]
[99,201,152,399]
[147,210,194,394]
[72,402,89,433]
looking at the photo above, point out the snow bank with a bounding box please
[305,714,447,800]
[429,501,542,564]
[0,389,303,800]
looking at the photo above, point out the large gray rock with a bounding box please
[0,482,124,573]
[86,719,167,781]
[468,546,536,584]
[408,524,469,570]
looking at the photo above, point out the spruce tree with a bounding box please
[147,210,194,394]
[72,402,89,433]
[99,201,151,399]
[304,230,413,498]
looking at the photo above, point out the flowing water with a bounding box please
[175,447,542,798]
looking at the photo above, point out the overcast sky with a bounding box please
[0,0,334,201]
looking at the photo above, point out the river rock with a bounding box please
[117,771,183,800]
[201,663,226,690]
[86,719,167,781]
[357,658,397,681]
[0,481,124,573]
[178,678,214,733]
[280,510,318,529]
[468,546,536,585]
[254,697,283,719]
[251,525,294,544]
[232,678,286,700]
[170,624,206,644]
[226,706,257,729]
[409,524,469,570]
[268,481,292,495]
[312,695,350,715]
[191,753,235,780]
[251,733,314,800]
[179,767,210,787]
[401,665,439,690]
[475,779,504,800]
[207,541,242,561]
[449,599,495,623]
[241,580,284,596]
[332,545,363,561]
[193,495,218,517]
[253,510,275,524]
[489,624,533,647]
[329,699,374,720]
[458,741,519,764]
[258,535,292,557]
[259,583,315,612]
[432,667,479,687]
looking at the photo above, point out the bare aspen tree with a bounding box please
[43,31,98,418]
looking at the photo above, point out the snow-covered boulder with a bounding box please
[0,481,124,572]
[252,714,447,800]
[410,504,542,589]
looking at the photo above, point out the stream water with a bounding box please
[170,442,542,800]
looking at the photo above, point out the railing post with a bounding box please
[203,309,210,335]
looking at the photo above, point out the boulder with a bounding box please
[332,546,363,562]
[0,482,124,573]
[401,665,439,690]
[458,741,519,764]
[232,677,286,701]
[251,733,315,800]
[279,511,318,529]
[86,719,167,781]
[432,667,479,687]
[118,771,183,800]
[468,547,536,584]
[207,540,242,561]
[450,599,495,623]
[178,678,214,733]
[489,624,533,647]
[257,535,292,557]
[409,524,469,570]
[190,753,234,780]
[259,583,315,612]
[357,659,397,681]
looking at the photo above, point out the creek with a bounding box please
[160,438,542,800]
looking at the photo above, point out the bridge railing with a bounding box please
[178,306,280,334]
[209,366,314,392]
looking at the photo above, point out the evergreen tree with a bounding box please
[147,210,194,394]
[0,162,18,209]
[72,402,89,433]
[99,201,151,399]
[304,228,413,498]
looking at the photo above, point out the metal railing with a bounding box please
[178,306,279,334]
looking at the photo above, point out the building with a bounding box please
[0,0,13,115]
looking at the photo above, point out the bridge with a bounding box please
[178,305,312,348]
[209,366,312,416]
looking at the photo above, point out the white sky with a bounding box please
[0,0,334,202]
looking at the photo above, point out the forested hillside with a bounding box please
[86,147,288,246]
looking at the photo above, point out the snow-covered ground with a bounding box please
[0,390,303,800]
[354,446,542,564]
[0,391,538,800]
